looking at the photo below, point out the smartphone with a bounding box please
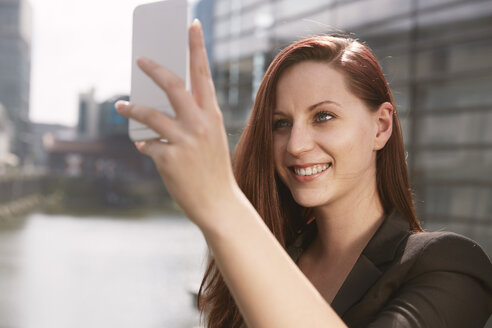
[129,0,190,141]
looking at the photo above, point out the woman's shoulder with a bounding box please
[405,229,487,255]
[400,230,492,286]
[338,225,492,327]
[403,230,490,262]
[347,230,492,327]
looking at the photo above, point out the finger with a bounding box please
[189,19,217,110]
[136,56,196,120]
[134,139,163,157]
[115,100,179,141]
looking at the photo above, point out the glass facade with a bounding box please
[98,95,129,137]
[212,0,492,260]
[0,0,32,163]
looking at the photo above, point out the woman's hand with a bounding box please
[115,20,238,230]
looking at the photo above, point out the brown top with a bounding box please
[286,210,492,327]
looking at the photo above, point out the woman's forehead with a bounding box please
[275,61,354,110]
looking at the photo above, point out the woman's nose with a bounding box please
[286,124,314,157]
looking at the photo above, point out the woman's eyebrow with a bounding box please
[273,108,288,115]
[273,100,341,116]
[308,100,341,111]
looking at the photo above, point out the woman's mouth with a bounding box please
[293,163,331,176]
[288,163,332,182]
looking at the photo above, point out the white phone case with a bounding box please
[130,0,189,141]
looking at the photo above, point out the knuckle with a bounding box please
[126,103,137,116]
[198,63,211,79]
[180,132,193,144]
[154,151,166,163]
[163,147,177,163]
[208,108,224,126]
[190,114,208,137]
[138,143,151,155]
[141,108,159,124]
[208,81,218,96]
[194,124,207,137]
[181,133,197,148]
[149,64,163,77]
[213,109,224,123]
[164,76,185,91]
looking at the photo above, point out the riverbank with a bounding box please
[0,172,184,221]
[41,175,184,218]
[0,194,42,221]
[0,191,185,223]
[0,170,51,221]
[41,190,184,218]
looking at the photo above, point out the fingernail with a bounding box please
[192,18,201,28]
[136,56,149,67]
[115,100,129,113]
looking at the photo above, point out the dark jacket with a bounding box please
[287,210,492,327]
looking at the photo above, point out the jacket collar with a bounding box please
[331,209,411,316]
[286,209,412,317]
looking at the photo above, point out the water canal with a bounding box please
[0,212,207,328]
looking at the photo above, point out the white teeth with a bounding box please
[294,164,330,176]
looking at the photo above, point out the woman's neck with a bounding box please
[310,181,385,263]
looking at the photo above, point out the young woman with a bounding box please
[116,20,492,328]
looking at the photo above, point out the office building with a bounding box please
[98,95,129,137]
[0,0,33,163]
[0,103,18,171]
[194,0,215,74]
[30,122,73,168]
[77,88,99,138]
[77,90,129,139]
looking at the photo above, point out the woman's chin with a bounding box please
[292,193,330,209]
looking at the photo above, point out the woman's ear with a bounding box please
[374,102,394,151]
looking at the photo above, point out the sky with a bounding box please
[29,0,197,127]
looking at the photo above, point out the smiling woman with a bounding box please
[116,20,492,328]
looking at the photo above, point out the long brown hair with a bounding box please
[197,35,422,328]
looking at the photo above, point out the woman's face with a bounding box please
[273,61,381,209]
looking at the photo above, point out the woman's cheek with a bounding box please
[318,129,350,155]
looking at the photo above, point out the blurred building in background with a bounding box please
[0,103,18,172]
[77,90,130,139]
[194,0,216,75]
[42,92,166,208]
[77,88,99,139]
[98,95,130,137]
[0,0,32,164]
[211,0,492,251]
[30,122,73,168]
[0,104,10,159]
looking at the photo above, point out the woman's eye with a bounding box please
[315,111,334,123]
[273,119,291,130]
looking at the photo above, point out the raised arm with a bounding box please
[115,20,346,328]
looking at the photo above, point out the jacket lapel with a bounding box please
[286,209,412,317]
[331,210,412,317]
[331,253,381,315]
